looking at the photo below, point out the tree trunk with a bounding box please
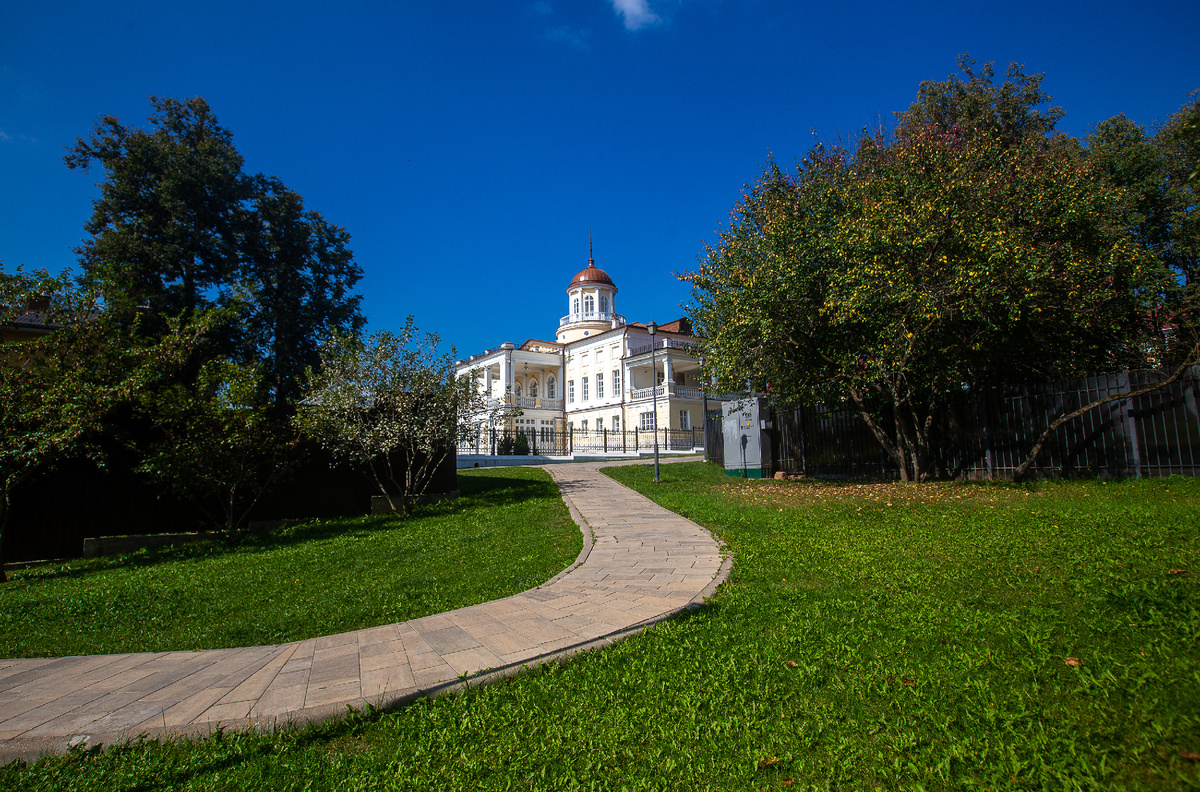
[1013,354,1198,481]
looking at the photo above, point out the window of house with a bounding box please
[679,410,691,430]
[582,377,589,401]
[613,415,620,432]
[548,376,556,399]
[581,419,588,435]
[530,380,538,398]
[568,380,574,403]
[597,375,604,399]
[599,294,609,314]
[612,369,620,395]
[584,295,595,314]
[596,417,603,432]
[640,411,654,431]
[573,297,579,315]
[515,383,522,397]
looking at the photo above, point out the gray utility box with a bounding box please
[722,397,772,478]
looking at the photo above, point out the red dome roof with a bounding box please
[567,259,617,292]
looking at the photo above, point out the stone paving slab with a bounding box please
[0,457,729,763]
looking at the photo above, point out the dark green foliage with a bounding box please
[894,53,1064,147]
[65,97,365,411]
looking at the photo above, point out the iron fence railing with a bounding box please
[458,427,705,457]
[752,366,1200,480]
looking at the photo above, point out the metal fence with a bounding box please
[458,426,705,457]
[707,366,1200,480]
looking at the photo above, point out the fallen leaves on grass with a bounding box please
[757,757,780,770]
[784,660,798,667]
[1066,657,1082,667]
[1169,569,1190,576]
[1181,751,1200,761]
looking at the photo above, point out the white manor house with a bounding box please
[456,252,707,455]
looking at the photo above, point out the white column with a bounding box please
[663,354,674,390]
[498,356,508,397]
[485,366,493,398]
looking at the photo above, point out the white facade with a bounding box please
[456,254,705,453]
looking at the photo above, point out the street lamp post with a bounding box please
[700,354,709,462]
[649,321,659,482]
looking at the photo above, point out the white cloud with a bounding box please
[609,0,661,30]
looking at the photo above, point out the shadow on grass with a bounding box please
[14,468,559,585]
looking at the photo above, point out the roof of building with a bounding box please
[567,258,617,292]
[627,317,693,336]
[519,339,564,352]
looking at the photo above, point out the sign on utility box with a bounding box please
[722,397,772,478]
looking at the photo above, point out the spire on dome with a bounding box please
[588,229,595,268]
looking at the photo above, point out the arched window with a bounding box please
[547,376,556,399]
[584,295,595,314]
[599,294,609,314]
[530,379,538,398]
[515,383,522,397]
[572,297,580,315]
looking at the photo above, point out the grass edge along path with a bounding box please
[2,462,1198,790]
[0,467,582,657]
[0,458,727,768]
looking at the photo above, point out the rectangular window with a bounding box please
[640,411,654,431]
[612,369,620,395]
[679,410,691,430]
[613,415,620,432]
[597,375,604,399]
[581,419,588,435]
[582,377,589,401]
[595,348,604,361]
[568,380,575,403]
[596,418,603,432]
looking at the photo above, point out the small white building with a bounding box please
[456,251,706,454]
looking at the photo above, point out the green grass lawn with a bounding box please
[3,462,1198,791]
[0,466,581,657]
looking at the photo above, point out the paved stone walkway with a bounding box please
[0,459,728,762]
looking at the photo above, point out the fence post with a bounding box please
[982,391,995,480]
[603,428,608,453]
[1123,371,1144,478]
[569,426,573,455]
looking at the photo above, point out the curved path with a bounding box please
[0,459,729,762]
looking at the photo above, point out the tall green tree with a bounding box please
[894,54,1063,147]
[685,60,1186,481]
[65,97,364,411]
[240,176,364,411]
[65,97,248,331]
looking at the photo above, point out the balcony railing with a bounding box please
[559,311,626,327]
[674,385,702,399]
[628,338,700,357]
[486,396,564,410]
[629,385,666,401]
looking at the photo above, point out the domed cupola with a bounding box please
[557,238,625,343]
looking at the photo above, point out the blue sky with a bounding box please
[2,0,1198,358]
